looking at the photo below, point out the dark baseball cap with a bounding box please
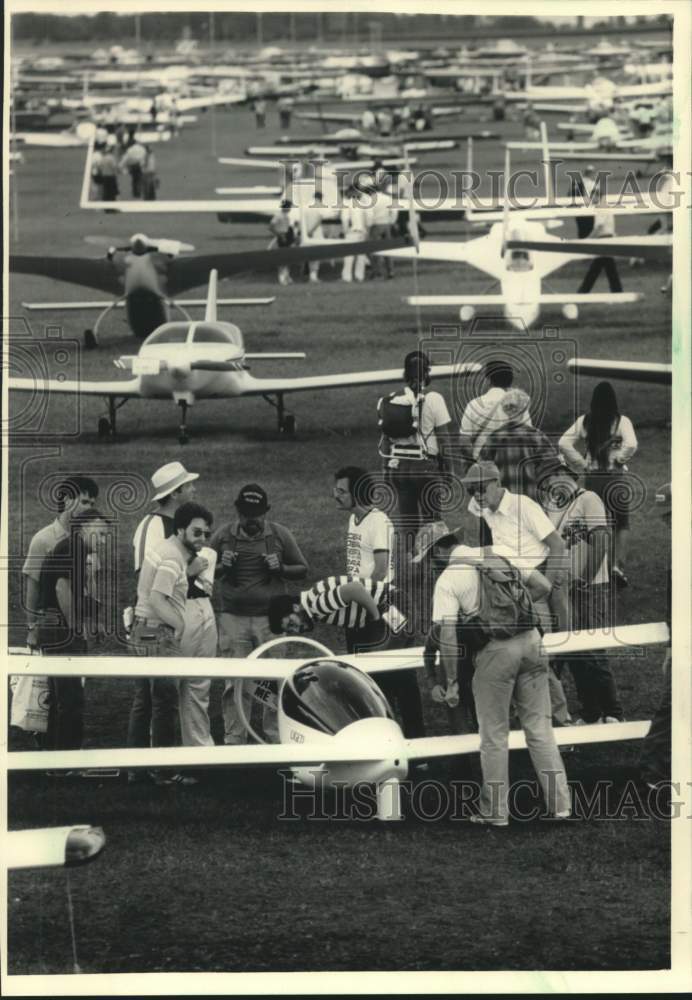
[235,484,270,515]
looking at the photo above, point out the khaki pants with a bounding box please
[177,599,217,746]
[217,612,277,743]
[473,629,571,821]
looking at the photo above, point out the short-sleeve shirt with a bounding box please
[300,576,391,630]
[384,389,451,458]
[133,511,208,600]
[545,489,609,586]
[38,536,90,632]
[468,489,555,568]
[433,545,533,623]
[346,509,393,581]
[22,519,68,583]
[135,535,189,624]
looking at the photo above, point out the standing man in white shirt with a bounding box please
[334,466,393,582]
[576,193,623,293]
[459,361,529,472]
[462,460,571,725]
[340,186,370,283]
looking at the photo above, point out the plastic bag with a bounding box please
[10,674,50,733]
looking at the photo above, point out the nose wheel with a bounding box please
[263,392,297,437]
[178,399,189,444]
[97,396,127,440]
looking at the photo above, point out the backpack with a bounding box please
[458,554,542,649]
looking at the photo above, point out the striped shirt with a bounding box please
[134,535,189,624]
[300,576,392,630]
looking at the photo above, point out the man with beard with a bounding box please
[212,484,308,744]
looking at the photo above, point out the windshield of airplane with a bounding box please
[281,660,392,736]
[508,248,532,271]
[145,324,188,344]
[192,324,239,344]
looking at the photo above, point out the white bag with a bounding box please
[10,674,51,733]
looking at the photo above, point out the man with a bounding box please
[268,199,298,286]
[340,186,371,283]
[301,192,325,283]
[254,98,267,129]
[277,95,294,129]
[379,350,457,539]
[459,361,528,471]
[432,547,571,825]
[23,475,99,651]
[37,509,111,752]
[536,458,624,725]
[576,192,623,294]
[569,164,598,239]
[481,388,560,501]
[99,140,119,202]
[462,460,571,724]
[128,501,214,785]
[119,139,147,198]
[334,466,393,582]
[133,461,217,747]
[212,484,308,745]
[268,576,403,643]
[638,483,672,790]
[333,467,424,737]
[367,186,397,279]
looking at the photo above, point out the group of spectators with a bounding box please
[268,166,405,285]
[90,125,159,202]
[18,349,670,819]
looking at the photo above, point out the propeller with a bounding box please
[84,234,195,256]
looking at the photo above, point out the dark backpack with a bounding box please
[377,391,422,440]
[458,554,542,648]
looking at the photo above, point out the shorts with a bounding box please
[585,471,632,529]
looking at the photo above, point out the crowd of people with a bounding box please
[90,125,159,202]
[17,348,670,819]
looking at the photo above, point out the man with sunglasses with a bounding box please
[128,502,214,784]
[463,460,571,726]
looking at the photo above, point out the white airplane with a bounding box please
[6,826,106,870]
[8,269,479,443]
[7,621,669,821]
[503,77,672,114]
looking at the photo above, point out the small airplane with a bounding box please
[7,621,669,821]
[6,826,106,870]
[506,233,672,266]
[8,268,479,443]
[12,226,411,349]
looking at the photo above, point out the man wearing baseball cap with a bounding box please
[211,484,308,744]
[535,457,624,725]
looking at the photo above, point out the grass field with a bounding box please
[6,94,673,978]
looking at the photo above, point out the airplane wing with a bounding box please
[406,721,650,761]
[567,358,672,385]
[237,362,480,397]
[11,255,123,296]
[166,236,414,296]
[466,204,670,224]
[9,377,141,397]
[295,110,359,124]
[379,236,503,279]
[6,826,106,869]
[507,235,672,264]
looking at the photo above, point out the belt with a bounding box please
[133,618,173,630]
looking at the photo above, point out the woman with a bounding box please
[558,381,638,588]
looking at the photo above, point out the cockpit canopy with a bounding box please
[143,322,243,347]
[281,659,392,736]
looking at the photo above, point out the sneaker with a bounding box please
[548,810,571,821]
[602,716,624,724]
[469,814,509,828]
[612,566,629,589]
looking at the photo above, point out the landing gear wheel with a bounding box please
[178,431,189,445]
[84,329,97,350]
[281,414,296,436]
[97,417,112,439]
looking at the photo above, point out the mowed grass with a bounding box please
[7,94,672,975]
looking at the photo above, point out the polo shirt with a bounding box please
[135,535,189,624]
[22,519,69,583]
[468,489,555,568]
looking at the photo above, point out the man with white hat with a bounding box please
[128,462,215,771]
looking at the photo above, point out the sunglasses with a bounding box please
[191,528,212,538]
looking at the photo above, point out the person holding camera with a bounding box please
[211,484,308,744]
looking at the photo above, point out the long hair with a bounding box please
[583,381,620,468]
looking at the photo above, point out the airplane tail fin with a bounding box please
[403,150,420,251]
[466,136,474,176]
[205,269,218,322]
[540,120,554,204]
[501,145,511,257]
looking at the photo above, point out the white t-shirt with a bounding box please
[459,387,530,458]
[432,545,532,622]
[387,389,451,457]
[468,489,555,568]
[558,413,637,471]
[346,508,393,581]
[545,489,609,586]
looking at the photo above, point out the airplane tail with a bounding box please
[540,120,555,204]
[501,145,511,257]
[205,269,218,322]
[403,149,420,251]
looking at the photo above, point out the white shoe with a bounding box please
[602,716,623,724]
[469,813,509,828]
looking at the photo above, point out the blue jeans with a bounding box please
[560,584,623,722]
[126,621,180,748]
